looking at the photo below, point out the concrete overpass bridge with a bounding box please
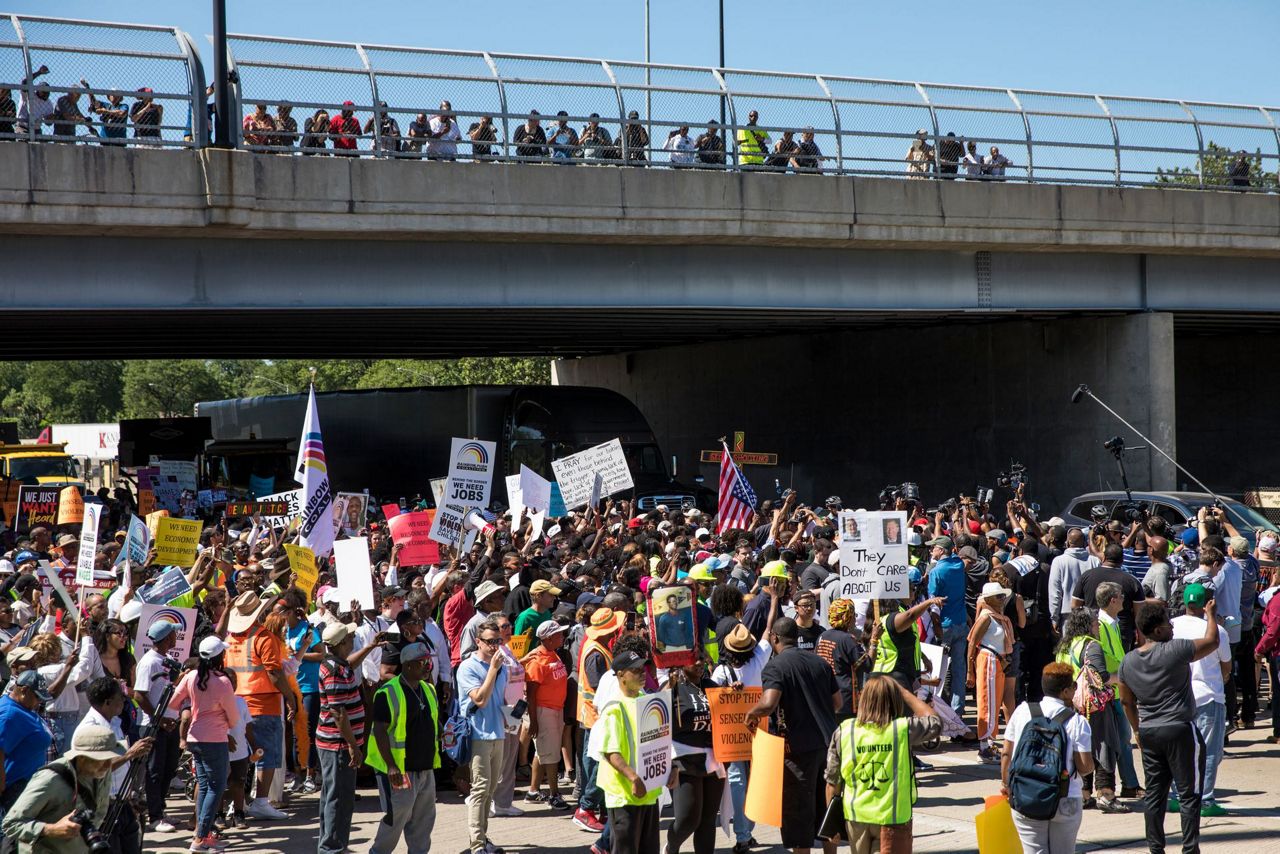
[5,13,1280,510]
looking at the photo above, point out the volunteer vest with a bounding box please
[704,626,719,665]
[736,127,768,164]
[228,627,277,698]
[366,675,439,775]
[1097,617,1123,673]
[872,611,920,675]
[839,717,915,825]
[1054,635,1098,680]
[576,637,613,727]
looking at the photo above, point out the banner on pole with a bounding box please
[75,503,101,586]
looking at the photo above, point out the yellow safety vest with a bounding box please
[366,675,440,775]
[1055,635,1098,680]
[736,127,769,165]
[839,717,915,825]
[872,611,920,675]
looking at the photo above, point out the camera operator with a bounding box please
[75,678,152,854]
[1,724,122,854]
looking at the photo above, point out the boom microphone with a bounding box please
[1070,384,1088,404]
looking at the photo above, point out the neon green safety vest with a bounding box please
[366,675,440,775]
[839,717,915,825]
[1055,635,1098,680]
[1096,617,1123,673]
[736,127,768,164]
[872,611,920,675]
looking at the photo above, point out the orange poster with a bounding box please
[707,687,765,764]
[508,634,532,659]
[744,728,784,827]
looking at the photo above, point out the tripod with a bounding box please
[101,659,181,836]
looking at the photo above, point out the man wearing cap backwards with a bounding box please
[0,670,55,837]
[76,677,153,854]
[1118,598,1222,853]
[366,639,439,854]
[524,621,571,809]
[134,620,181,835]
[513,579,561,649]
[457,620,509,854]
[1,723,121,854]
[1169,583,1232,817]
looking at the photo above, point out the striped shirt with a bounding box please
[1123,547,1152,582]
[317,657,365,751]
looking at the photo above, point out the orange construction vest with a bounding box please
[227,627,279,698]
[576,637,613,728]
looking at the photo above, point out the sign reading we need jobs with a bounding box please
[551,438,634,511]
[429,438,496,547]
[837,510,909,601]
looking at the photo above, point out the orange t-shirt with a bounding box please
[245,632,284,717]
[524,646,568,710]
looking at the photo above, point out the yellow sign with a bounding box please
[153,517,200,567]
[284,544,319,597]
[146,510,170,542]
[508,634,532,659]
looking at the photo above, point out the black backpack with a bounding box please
[1007,702,1073,820]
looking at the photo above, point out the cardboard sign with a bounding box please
[508,634,531,659]
[550,438,634,511]
[333,536,375,611]
[837,510,909,601]
[258,489,302,530]
[387,510,440,566]
[707,687,765,764]
[648,585,697,669]
[518,465,551,513]
[153,517,200,567]
[134,603,196,663]
[15,484,65,530]
[442,437,497,509]
[137,566,193,605]
[745,729,785,826]
[428,503,467,548]
[334,492,368,536]
[627,690,673,791]
[58,486,84,525]
[75,502,102,586]
[284,544,319,596]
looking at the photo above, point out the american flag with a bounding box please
[717,440,758,533]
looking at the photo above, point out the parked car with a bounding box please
[1058,491,1279,551]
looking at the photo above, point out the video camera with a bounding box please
[878,482,920,510]
[995,462,1027,491]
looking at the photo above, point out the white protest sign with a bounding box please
[519,465,551,513]
[527,510,546,541]
[629,690,673,791]
[333,537,376,611]
[259,489,302,530]
[428,504,468,547]
[430,477,448,508]
[76,502,102,586]
[134,603,197,663]
[588,472,604,509]
[442,437,497,509]
[504,473,522,511]
[919,641,946,685]
[38,561,76,614]
[837,510,909,601]
[550,438,634,510]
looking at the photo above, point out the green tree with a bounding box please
[356,357,552,388]
[121,360,227,418]
[2,361,124,434]
[1155,141,1278,190]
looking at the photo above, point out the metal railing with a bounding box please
[2,12,1279,193]
[0,13,204,146]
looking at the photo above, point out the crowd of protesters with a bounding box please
[0,478,1272,854]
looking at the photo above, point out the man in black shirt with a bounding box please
[1072,543,1150,650]
[746,618,839,853]
[368,642,439,854]
[797,539,834,591]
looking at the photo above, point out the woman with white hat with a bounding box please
[171,635,239,852]
[966,581,1014,763]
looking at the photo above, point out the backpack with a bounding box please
[440,696,473,765]
[1007,702,1073,820]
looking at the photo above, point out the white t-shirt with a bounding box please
[1005,696,1092,799]
[427,116,462,157]
[710,635,772,689]
[134,648,180,727]
[1171,614,1230,705]
[586,670,621,760]
[228,696,251,761]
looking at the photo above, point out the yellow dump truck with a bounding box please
[0,443,82,529]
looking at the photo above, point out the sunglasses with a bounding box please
[478,637,501,647]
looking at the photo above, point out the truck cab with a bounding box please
[0,444,82,526]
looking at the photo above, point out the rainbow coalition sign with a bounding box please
[627,690,673,791]
[429,438,497,546]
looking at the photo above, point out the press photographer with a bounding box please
[0,725,124,854]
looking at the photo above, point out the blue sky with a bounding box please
[23,0,1280,107]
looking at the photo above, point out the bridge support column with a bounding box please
[553,312,1176,513]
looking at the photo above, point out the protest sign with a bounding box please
[134,604,196,663]
[135,466,158,516]
[429,478,447,508]
[137,566,193,605]
[626,690,673,791]
[588,472,604,510]
[387,511,440,566]
[707,687,765,764]
[550,439,634,510]
[113,515,150,567]
[504,474,522,512]
[153,517,200,567]
[381,503,401,520]
[920,641,946,685]
[836,510,909,601]
[37,561,76,614]
[442,437,497,509]
[145,510,169,543]
[284,544,319,596]
[248,473,275,499]
[518,465,551,513]
[76,503,102,586]
[333,537,376,611]
[508,634,531,659]
[649,585,697,668]
[15,484,64,530]
[548,482,567,517]
[334,492,368,536]
[428,503,467,548]
[258,489,302,530]
[58,486,84,525]
[745,729,785,826]
[527,510,546,541]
